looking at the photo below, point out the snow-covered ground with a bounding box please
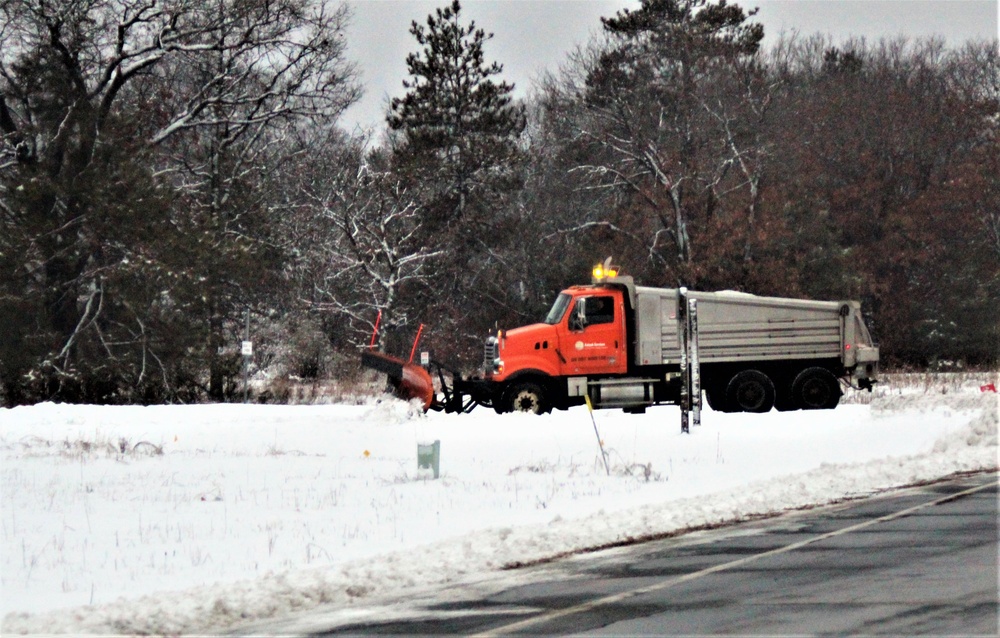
[2,376,997,635]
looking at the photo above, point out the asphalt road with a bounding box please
[239,471,998,636]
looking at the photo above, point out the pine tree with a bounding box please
[388,0,525,230]
[385,0,528,365]
[543,0,765,284]
[601,0,763,57]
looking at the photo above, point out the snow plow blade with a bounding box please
[361,350,435,412]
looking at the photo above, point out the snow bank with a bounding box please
[2,388,996,635]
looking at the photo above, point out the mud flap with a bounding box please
[361,350,435,412]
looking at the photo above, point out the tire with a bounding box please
[773,392,799,412]
[791,367,842,410]
[725,370,775,413]
[704,385,733,413]
[505,382,550,415]
[773,380,799,412]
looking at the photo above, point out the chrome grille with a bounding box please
[483,336,498,372]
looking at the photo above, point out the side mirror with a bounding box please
[569,298,586,331]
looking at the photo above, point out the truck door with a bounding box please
[562,292,627,376]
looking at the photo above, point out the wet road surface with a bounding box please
[244,471,999,636]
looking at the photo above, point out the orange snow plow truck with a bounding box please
[362,263,879,415]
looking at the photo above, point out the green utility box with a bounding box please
[417,440,441,479]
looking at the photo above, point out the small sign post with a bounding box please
[242,308,251,403]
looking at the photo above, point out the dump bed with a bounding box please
[634,287,871,368]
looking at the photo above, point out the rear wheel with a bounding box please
[773,393,799,411]
[704,385,733,413]
[773,380,798,412]
[505,382,550,415]
[725,370,775,413]
[791,367,842,410]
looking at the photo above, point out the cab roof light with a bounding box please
[592,257,620,281]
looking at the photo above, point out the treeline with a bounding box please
[1,0,997,406]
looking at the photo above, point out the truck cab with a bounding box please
[484,283,633,412]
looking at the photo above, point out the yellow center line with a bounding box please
[471,477,999,637]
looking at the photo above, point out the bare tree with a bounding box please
[0,0,360,402]
[536,0,765,285]
[294,143,443,353]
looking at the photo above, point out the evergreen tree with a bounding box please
[388,0,525,230]
[548,0,765,285]
[386,0,528,365]
[601,0,763,57]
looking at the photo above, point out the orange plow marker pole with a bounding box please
[408,324,425,364]
[369,310,382,349]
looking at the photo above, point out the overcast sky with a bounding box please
[340,0,999,132]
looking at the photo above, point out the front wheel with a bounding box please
[505,382,550,415]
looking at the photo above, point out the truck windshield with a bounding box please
[544,293,572,325]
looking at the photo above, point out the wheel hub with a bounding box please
[515,392,539,413]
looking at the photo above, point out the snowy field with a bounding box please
[2,375,997,635]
